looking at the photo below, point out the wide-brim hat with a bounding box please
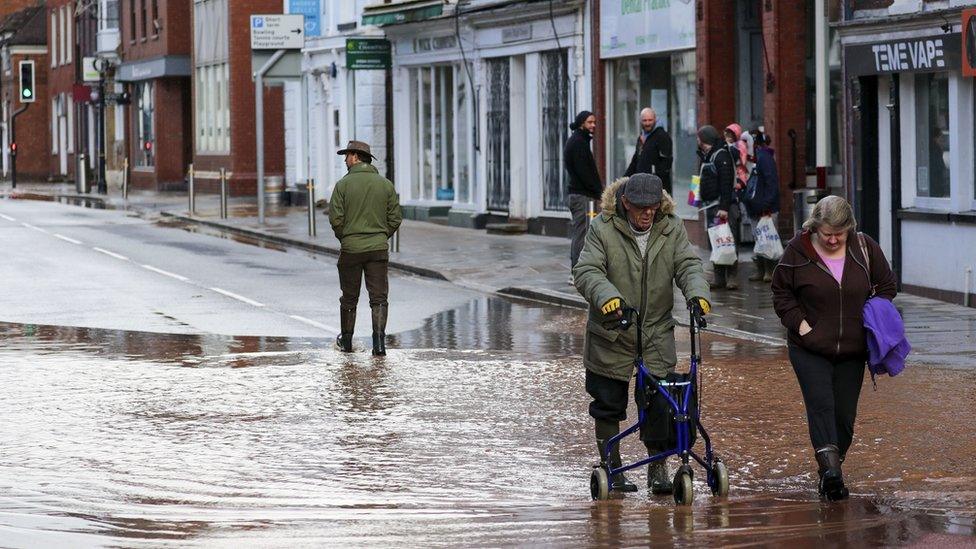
[337,140,375,159]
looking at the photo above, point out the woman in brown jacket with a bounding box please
[771,196,897,501]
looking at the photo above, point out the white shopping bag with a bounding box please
[708,222,738,265]
[753,215,784,261]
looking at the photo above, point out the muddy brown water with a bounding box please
[0,302,974,546]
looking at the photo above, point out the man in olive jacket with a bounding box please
[573,173,711,495]
[329,140,402,356]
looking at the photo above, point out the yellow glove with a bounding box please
[688,297,711,315]
[601,297,623,315]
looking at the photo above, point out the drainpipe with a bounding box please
[814,0,829,189]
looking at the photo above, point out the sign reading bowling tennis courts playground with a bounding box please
[250,14,305,50]
[346,39,392,70]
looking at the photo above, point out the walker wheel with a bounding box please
[711,460,730,497]
[590,467,610,500]
[673,472,694,506]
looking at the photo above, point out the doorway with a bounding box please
[735,0,765,131]
[854,76,879,241]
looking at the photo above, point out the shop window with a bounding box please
[408,64,472,203]
[486,58,511,212]
[193,0,229,154]
[541,50,569,212]
[135,81,155,167]
[914,72,950,199]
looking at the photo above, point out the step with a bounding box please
[485,222,528,235]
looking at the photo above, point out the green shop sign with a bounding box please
[346,38,392,70]
[621,0,671,14]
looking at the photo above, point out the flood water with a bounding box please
[1,300,974,546]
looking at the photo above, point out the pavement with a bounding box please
[3,181,975,367]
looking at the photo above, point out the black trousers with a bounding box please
[585,369,668,452]
[788,345,866,457]
[337,250,389,310]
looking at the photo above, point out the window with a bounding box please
[407,64,473,203]
[135,81,155,167]
[51,97,59,153]
[541,50,569,212]
[50,11,57,67]
[59,7,66,65]
[193,0,230,154]
[151,0,159,35]
[130,0,136,41]
[141,0,148,39]
[100,0,119,31]
[914,72,950,199]
[486,58,511,212]
[66,95,74,153]
[65,3,72,64]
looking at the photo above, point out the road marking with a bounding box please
[53,234,83,245]
[730,311,765,321]
[141,264,189,282]
[93,247,129,261]
[210,287,265,307]
[21,222,49,234]
[0,214,15,221]
[289,315,340,334]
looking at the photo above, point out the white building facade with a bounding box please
[839,2,976,306]
[368,0,590,233]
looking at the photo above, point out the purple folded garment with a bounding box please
[863,297,911,377]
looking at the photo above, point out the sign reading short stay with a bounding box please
[346,38,392,70]
[250,14,305,50]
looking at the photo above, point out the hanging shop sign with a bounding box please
[346,38,392,70]
[963,9,976,77]
[845,32,961,76]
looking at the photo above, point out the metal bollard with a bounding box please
[187,163,195,215]
[306,178,316,237]
[391,228,400,253]
[219,167,228,219]
[122,157,129,201]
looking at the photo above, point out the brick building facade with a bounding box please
[1,5,50,182]
[118,0,193,191]
[190,0,285,195]
[46,0,79,182]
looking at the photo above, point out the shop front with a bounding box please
[600,0,697,219]
[841,13,976,306]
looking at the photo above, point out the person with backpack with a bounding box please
[697,125,739,290]
[743,128,781,282]
[771,196,897,501]
[724,123,749,191]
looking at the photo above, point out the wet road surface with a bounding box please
[1,306,974,547]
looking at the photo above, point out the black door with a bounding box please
[855,76,879,241]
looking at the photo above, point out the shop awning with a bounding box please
[362,0,444,27]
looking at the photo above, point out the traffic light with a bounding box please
[19,60,36,103]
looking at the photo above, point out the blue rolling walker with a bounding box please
[589,305,729,504]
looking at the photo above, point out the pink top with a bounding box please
[817,252,845,283]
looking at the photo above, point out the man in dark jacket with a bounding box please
[697,125,740,290]
[564,110,603,269]
[624,108,673,194]
[330,140,402,356]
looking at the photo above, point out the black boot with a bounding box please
[336,307,356,352]
[725,262,739,290]
[748,257,765,281]
[595,420,638,493]
[371,304,388,356]
[647,460,673,495]
[762,258,774,283]
[815,445,849,501]
[709,264,727,290]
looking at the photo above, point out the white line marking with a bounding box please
[21,222,49,234]
[289,315,340,333]
[0,214,15,221]
[141,264,189,282]
[731,311,765,321]
[92,247,129,261]
[210,287,265,307]
[53,234,83,245]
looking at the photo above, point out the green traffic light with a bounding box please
[22,89,32,98]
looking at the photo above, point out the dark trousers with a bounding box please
[585,369,667,452]
[337,250,389,309]
[788,345,866,457]
[569,193,594,268]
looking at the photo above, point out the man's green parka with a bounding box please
[572,178,710,381]
[329,163,402,253]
